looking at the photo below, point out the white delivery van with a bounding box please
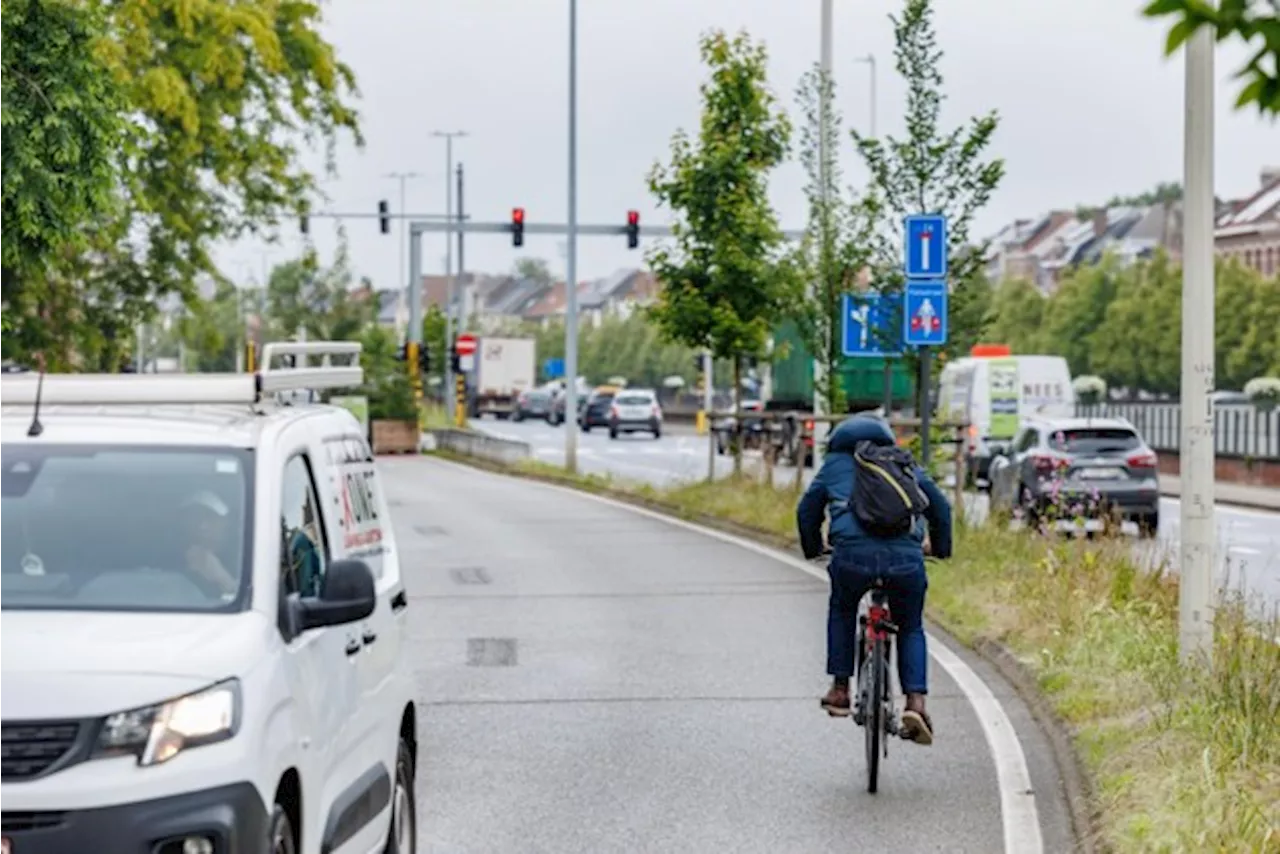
[937,352,1075,486]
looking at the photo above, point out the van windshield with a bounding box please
[1,445,254,614]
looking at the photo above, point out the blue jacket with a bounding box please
[796,415,953,560]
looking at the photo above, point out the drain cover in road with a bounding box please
[449,566,491,585]
[467,638,518,667]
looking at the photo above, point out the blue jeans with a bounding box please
[826,548,929,695]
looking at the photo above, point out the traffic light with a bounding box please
[415,341,430,373]
[396,342,409,362]
[626,210,639,249]
[300,214,309,235]
[378,200,390,234]
[511,207,525,247]
[405,341,419,374]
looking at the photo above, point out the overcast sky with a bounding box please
[216,0,1278,290]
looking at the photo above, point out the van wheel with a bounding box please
[384,738,417,853]
[269,805,297,854]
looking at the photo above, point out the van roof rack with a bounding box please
[0,340,363,407]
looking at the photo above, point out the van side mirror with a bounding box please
[298,559,376,630]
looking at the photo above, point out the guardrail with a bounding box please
[1076,402,1280,461]
[432,428,532,466]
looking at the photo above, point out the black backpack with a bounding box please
[851,441,931,537]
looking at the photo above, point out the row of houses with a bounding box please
[375,268,660,334]
[986,166,1280,293]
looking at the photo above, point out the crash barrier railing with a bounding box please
[708,410,969,506]
[1075,402,1279,461]
[432,428,532,466]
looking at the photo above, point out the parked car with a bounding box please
[607,389,663,439]
[547,378,593,426]
[0,342,419,854]
[513,385,555,422]
[987,416,1160,535]
[579,386,621,432]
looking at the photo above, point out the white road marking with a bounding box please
[433,457,1045,854]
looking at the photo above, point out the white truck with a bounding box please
[472,336,536,419]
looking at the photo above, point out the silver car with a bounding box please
[988,416,1161,536]
[608,389,663,439]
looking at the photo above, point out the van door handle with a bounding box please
[391,590,408,613]
[362,629,378,645]
[345,638,361,657]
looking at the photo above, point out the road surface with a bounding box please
[471,416,1280,612]
[383,455,1072,852]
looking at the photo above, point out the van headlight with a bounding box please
[94,679,240,767]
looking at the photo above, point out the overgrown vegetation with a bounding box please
[491,459,1280,852]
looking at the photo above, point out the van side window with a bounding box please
[280,455,329,599]
[1015,429,1038,453]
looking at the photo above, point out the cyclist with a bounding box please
[796,413,952,745]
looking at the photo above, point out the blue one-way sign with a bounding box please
[903,279,948,346]
[842,293,903,358]
[904,214,948,279]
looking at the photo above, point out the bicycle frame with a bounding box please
[853,583,904,793]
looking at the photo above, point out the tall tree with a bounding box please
[851,0,1006,366]
[1144,0,1280,117]
[791,64,880,414]
[1,0,361,368]
[1,0,128,368]
[646,29,794,472]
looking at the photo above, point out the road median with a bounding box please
[429,448,1280,852]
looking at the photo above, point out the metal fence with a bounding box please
[1075,402,1280,460]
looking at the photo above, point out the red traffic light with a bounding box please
[627,210,639,226]
[512,207,525,224]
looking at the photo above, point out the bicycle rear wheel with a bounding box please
[864,638,883,794]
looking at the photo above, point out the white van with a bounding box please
[1,341,418,854]
[937,353,1075,486]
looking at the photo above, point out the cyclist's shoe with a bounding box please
[901,709,934,745]
[821,683,851,717]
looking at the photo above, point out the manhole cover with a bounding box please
[449,566,491,585]
[467,638,517,667]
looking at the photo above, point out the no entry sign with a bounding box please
[455,334,477,357]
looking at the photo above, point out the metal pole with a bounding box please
[432,131,467,406]
[812,0,834,469]
[564,0,580,473]
[704,350,715,481]
[920,347,932,465]
[1179,19,1216,663]
[456,162,467,424]
[383,172,420,338]
[444,136,454,404]
[457,162,465,329]
[408,229,422,344]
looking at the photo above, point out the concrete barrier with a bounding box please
[432,428,531,466]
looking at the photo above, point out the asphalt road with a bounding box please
[382,455,1072,852]
[471,416,1280,613]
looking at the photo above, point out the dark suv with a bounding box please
[987,416,1161,535]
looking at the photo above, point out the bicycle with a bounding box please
[853,579,902,794]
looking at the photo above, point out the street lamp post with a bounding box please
[430,131,468,402]
[564,0,581,473]
[1179,17,1216,663]
[812,0,834,469]
[383,171,422,339]
[855,53,891,412]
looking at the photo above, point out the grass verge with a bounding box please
[490,458,1279,851]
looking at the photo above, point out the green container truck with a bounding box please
[768,320,913,412]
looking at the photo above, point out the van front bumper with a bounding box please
[1,781,269,854]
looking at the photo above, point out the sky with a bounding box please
[216,0,1279,291]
